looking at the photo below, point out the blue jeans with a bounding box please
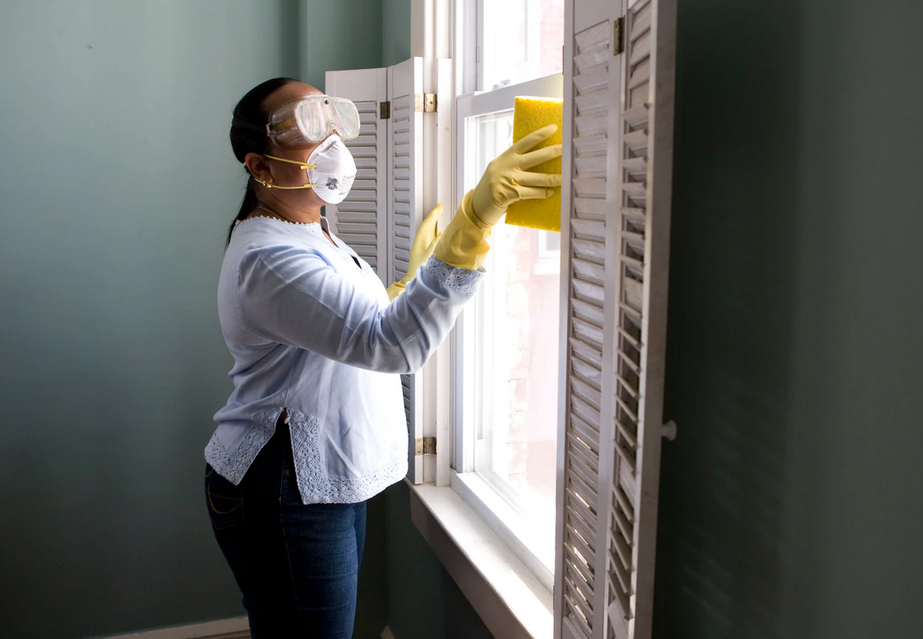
[205,421,367,639]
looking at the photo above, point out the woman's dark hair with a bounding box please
[227,77,298,246]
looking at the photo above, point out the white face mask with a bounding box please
[306,136,356,205]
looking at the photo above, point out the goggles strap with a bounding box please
[232,117,266,134]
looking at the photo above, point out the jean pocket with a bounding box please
[205,464,244,530]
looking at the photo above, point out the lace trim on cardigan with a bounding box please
[204,407,282,485]
[287,410,407,504]
[234,215,325,235]
[426,256,484,298]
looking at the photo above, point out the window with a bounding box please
[479,0,566,90]
[453,72,564,588]
[474,109,561,544]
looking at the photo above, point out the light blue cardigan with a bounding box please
[206,215,482,504]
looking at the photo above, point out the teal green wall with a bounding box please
[655,1,923,638]
[381,0,412,67]
[300,0,384,91]
[384,483,495,639]
[0,1,387,638]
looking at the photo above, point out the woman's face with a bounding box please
[246,81,329,208]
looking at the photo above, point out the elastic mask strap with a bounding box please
[264,154,317,170]
[258,154,317,189]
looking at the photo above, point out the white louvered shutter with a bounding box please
[554,0,676,638]
[388,57,426,484]
[325,67,389,281]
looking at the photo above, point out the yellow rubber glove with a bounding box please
[470,124,563,227]
[387,203,444,301]
[432,191,492,270]
[433,124,562,270]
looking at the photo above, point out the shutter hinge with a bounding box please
[614,17,625,56]
[380,101,391,119]
[414,437,437,455]
[414,93,438,113]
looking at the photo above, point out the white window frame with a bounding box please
[451,72,565,594]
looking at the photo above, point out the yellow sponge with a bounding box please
[505,96,564,232]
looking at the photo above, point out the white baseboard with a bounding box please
[381,626,396,639]
[102,617,249,639]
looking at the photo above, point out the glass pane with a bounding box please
[466,111,561,560]
[482,0,566,90]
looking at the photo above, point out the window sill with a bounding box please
[407,478,553,639]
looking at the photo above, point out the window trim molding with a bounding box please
[451,470,555,592]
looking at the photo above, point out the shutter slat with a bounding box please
[565,544,595,588]
[615,395,639,425]
[566,525,597,571]
[575,155,608,178]
[571,218,606,237]
[614,418,638,450]
[572,355,602,383]
[609,542,631,593]
[614,442,636,477]
[614,485,635,524]
[568,431,600,469]
[570,336,603,367]
[565,498,597,543]
[566,485,598,531]
[569,471,599,508]
[565,597,594,639]
[338,234,377,246]
[573,238,608,260]
[575,114,608,137]
[612,503,632,543]
[616,372,640,399]
[570,413,601,454]
[572,376,602,409]
[573,279,605,304]
[336,223,377,234]
[574,197,609,218]
[573,134,609,156]
[623,129,649,149]
[564,581,595,634]
[573,318,604,349]
[572,298,605,326]
[610,522,632,570]
[573,178,607,197]
[622,103,649,127]
[630,2,653,40]
[573,68,609,94]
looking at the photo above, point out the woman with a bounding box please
[204,77,561,638]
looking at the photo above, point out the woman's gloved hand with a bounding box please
[434,124,562,270]
[470,124,563,227]
[387,203,444,301]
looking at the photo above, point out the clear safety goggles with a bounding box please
[262,95,360,147]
